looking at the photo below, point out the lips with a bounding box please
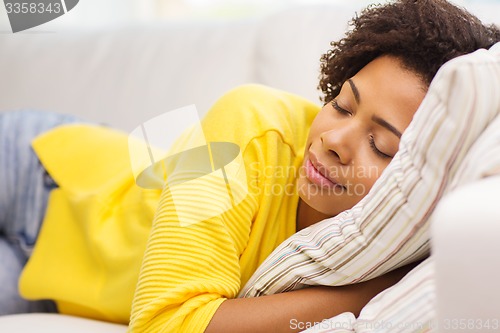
[305,153,345,189]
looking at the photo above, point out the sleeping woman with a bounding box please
[0,0,498,332]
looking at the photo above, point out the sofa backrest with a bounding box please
[1,3,498,131]
[0,4,364,130]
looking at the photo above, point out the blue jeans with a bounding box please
[0,110,81,315]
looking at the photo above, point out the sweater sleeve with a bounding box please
[127,107,265,332]
[128,128,300,332]
[128,84,317,332]
[128,178,257,332]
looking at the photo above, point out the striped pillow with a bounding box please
[239,42,500,307]
[296,257,435,332]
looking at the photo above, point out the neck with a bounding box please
[296,199,331,231]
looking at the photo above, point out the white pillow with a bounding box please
[239,42,500,298]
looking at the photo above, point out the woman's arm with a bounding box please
[205,263,415,333]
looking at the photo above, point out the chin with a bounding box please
[298,178,360,217]
[298,188,341,217]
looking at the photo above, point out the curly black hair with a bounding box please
[319,0,500,103]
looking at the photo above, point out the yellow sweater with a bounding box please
[19,85,320,331]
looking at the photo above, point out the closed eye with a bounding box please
[368,135,392,159]
[331,99,352,116]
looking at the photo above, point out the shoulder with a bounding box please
[202,84,321,155]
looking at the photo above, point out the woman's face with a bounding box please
[298,55,427,217]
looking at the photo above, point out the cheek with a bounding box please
[352,158,390,196]
[308,108,331,138]
[357,172,378,195]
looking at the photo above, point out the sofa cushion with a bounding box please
[0,314,127,333]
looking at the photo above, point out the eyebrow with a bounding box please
[347,79,360,104]
[348,78,402,139]
[372,116,402,138]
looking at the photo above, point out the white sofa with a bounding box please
[1,2,499,332]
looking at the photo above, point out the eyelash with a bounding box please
[331,99,392,159]
[369,135,392,159]
[330,99,351,116]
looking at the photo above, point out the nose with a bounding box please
[320,125,354,165]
